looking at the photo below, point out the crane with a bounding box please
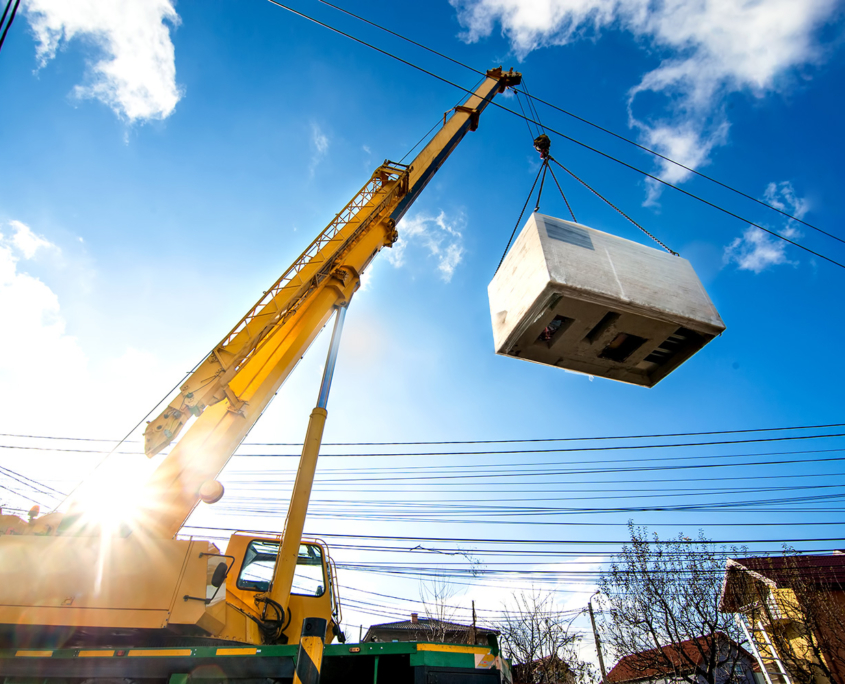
[0,66,521,665]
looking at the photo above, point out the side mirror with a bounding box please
[211,561,228,588]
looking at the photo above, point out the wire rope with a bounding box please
[550,156,677,255]
[3,421,841,447]
[495,160,545,272]
[0,0,20,55]
[308,0,843,245]
[262,0,845,270]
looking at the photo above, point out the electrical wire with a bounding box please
[3,421,842,446]
[210,432,845,461]
[0,466,64,499]
[262,0,845,270]
[184,527,845,547]
[398,77,485,164]
[308,0,843,245]
[0,0,20,55]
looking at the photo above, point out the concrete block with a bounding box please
[488,213,726,387]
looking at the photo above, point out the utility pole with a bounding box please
[588,592,608,684]
[469,600,477,645]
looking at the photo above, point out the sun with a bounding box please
[68,453,155,533]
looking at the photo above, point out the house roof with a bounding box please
[720,553,845,611]
[606,634,750,684]
[733,554,845,586]
[365,617,499,637]
[368,617,497,632]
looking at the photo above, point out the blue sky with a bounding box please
[1,0,844,657]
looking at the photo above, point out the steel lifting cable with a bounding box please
[495,162,546,273]
[534,162,549,213]
[531,133,578,222]
[546,162,577,223]
[495,100,565,272]
[550,156,679,256]
[522,99,575,222]
[525,101,674,255]
[515,89,540,139]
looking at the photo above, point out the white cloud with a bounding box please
[451,0,840,201]
[309,123,330,175]
[388,211,466,283]
[0,219,174,435]
[723,181,806,273]
[7,220,56,259]
[638,120,729,206]
[0,223,88,406]
[762,180,810,220]
[24,0,182,122]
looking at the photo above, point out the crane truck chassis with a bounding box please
[0,67,521,683]
[0,640,511,684]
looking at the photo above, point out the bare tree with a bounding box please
[597,523,748,684]
[724,550,845,684]
[419,574,465,642]
[497,588,596,684]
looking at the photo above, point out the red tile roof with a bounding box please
[730,554,845,589]
[606,634,750,684]
[721,553,845,611]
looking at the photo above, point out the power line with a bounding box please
[0,0,20,55]
[240,432,845,458]
[262,0,845,270]
[0,466,64,499]
[182,527,845,547]
[224,446,845,472]
[3,421,841,446]
[305,0,841,245]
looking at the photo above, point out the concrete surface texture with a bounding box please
[487,213,726,387]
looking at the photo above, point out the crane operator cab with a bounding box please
[224,533,343,645]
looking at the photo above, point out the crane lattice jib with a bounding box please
[144,162,409,457]
[135,69,520,538]
[220,162,409,360]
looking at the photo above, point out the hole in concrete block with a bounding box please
[536,315,574,347]
[599,333,647,362]
[584,312,620,344]
[643,327,705,367]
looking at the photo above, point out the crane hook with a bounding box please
[533,134,551,160]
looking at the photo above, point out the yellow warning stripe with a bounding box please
[416,644,489,654]
[15,650,53,657]
[128,649,192,657]
[216,648,257,656]
[293,635,323,684]
[79,651,115,658]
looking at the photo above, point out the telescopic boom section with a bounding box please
[136,67,521,539]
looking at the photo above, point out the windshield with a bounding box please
[237,540,325,597]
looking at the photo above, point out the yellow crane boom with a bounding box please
[137,67,521,540]
[0,66,521,650]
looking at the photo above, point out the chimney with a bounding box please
[411,613,418,624]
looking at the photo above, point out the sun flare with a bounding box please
[69,454,155,532]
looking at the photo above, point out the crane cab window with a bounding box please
[237,540,326,597]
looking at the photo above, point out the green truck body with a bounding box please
[0,641,512,684]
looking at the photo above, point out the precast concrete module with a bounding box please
[487,213,726,387]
